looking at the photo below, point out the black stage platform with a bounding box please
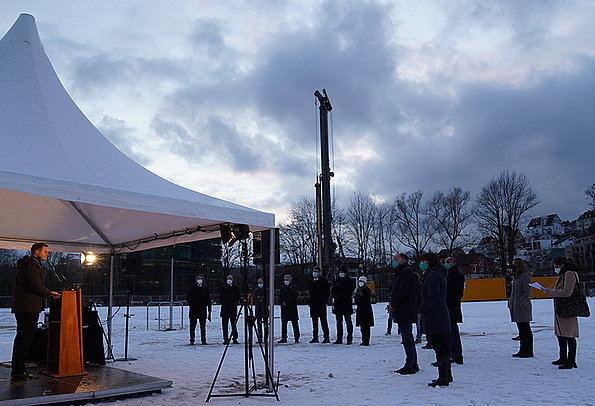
[0,363,172,405]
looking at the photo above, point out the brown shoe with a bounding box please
[422,343,433,349]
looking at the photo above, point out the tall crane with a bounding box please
[314,89,335,279]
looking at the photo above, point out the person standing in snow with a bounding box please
[545,256,582,369]
[419,252,452,387]
[331,266,355,345]
[508,258,533,358]
[252,277,267,343]
[308,266,330,343]
[278,275,300,343]
[11,242,60,381]
[444,256,465,364]
[389,252,419,375]
[220,275,241,344]
[186,275,211,345]
[355,276,374,346]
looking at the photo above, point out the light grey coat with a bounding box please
[508,272,533,323]
[508,272,532,323]
[547,271,579,338]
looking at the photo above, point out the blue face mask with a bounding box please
[312,272,318,278]
[419,262,428,272]
[258,283,264,288]
[444,263,451,269]
[284,280,290,286]
[339,272,345,278]
[391,260,399,269]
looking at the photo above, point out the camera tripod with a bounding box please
[206,240,279,402]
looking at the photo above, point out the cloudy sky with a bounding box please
[1,1,594,223]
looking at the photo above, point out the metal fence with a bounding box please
[146,301,185,331]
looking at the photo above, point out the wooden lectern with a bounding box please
[45,289,87,377]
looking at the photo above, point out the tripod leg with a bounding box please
[207,305,243,402]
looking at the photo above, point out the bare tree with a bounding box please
[278,197,318,271]
[221,242,240,275]
[345,192,376,274]
[427,187,474,254]
[475,170,540,269]
[391,190,436,260]
[585,183,595,209]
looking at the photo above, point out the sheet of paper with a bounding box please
[529,282,546,291]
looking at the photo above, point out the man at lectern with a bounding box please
[11,242,60,381]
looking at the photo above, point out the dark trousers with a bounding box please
[386,310,394,333]
[335,313,353,342]
[428,333,449,358]
[255,315,268,343]
[11,312,39,376]
[189,317,206,343]
[222,315,238,341]
[281,318,300,341]
[311,314,330,340]
[398,322,417,368]
[516,322,533,355]
[446,320,463,361]
[360,325,371,345]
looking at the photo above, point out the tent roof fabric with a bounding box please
[0,14,274,253]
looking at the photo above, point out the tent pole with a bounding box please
[267,227,275,391]
[170,257,174,330]
[108,254,114,352]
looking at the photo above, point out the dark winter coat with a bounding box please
[420,264,451,334]
[547,263,579,338]
[508,272,532,323]
[253,286,267,319]
[355,286,374,327]
[186,284,211,319]
[308,277,330,318]
[331,275,355,315]
[390,263,418,324]
[220,284,241,318]
[12,256,53,313]
[278,284,299,321]
[446,265,465,323]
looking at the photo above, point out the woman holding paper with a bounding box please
[508,258,533,358]
[545,256,579,369]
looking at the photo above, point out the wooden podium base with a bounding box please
[46,290,86,378]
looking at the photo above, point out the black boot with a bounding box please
[559,338,577,369]
[552,336,568,365]
[428,357,450,387]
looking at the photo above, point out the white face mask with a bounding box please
[554,267,561,274]
[358,281,365,287]
[227,279,233,285]
[197,279,203,286]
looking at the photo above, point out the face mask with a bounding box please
[258,283,264,288]
[313,272,318,278]
[339,272,345,278]
[444,263,451,270]
[284,280,290,286]
[227,279,233,285]
[197,279,203,286]
[358,281,365,287]
[391,260,399,269]
[419,262,428,272]
[554,267,561,274]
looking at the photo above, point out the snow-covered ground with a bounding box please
[1,298,593,405]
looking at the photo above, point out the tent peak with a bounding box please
[0,13,43,52]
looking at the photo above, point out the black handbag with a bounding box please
[555,272,590,318]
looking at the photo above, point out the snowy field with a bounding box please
[1,298,594,405]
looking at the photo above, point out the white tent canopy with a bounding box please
[0,14,277,371]
[0,14,274,254]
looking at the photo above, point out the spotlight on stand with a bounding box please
[81,252,96,266]
[219,224,250,245]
